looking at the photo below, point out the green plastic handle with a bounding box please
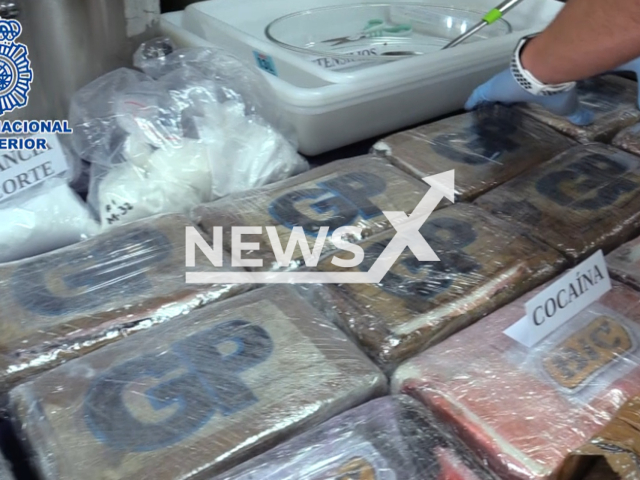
[483,8,503,24]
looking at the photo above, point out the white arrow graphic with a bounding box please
[186,170,455,284]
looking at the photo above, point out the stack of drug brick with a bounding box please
[3,150,513,479]
[375,73,640,480]
[6,73,640,480]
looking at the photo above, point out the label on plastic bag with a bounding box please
[541,315,633,391]
[507,303,640,404]
[504,250,611,347]
[0,133,68,203]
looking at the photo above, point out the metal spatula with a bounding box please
[442,0,525,49]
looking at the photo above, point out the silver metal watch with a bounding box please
[511,34,576,96]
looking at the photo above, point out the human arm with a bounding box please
[466,0,640,123]
[521,0,640,84]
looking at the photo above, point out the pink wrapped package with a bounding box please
[393,281,640,480]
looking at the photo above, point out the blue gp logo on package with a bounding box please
[84,319,274,451]
[0,18,72,150]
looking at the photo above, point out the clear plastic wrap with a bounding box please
[606,234,640,291]
[215,395,496,480]
[136,45,296,145]
[371,105,576,201]
[0,179,99,264]
[0,213,248,390]
[302,203,567,372]
[474,143,640,263]
[517,75,640,144]
[393,280,640,480]
[193,155,436,272]
[69,44,307,230]
[9,285,387,480]
[612,122,640,157]
[565,395,640,480]
[133,36,177,75]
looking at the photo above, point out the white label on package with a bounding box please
[0,134,68,203]
[504,250,612,348]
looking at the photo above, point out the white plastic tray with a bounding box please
[161,0,564,155]
[180,0,561,86]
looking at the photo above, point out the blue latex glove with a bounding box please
[465,69,594,126]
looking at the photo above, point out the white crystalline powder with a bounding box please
[97,101,306,229]
[0,182,99,263]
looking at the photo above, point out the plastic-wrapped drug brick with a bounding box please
[0,213,248,391]
[216,395,496,480]
[372,105,575,201]
[475,143,640,263]
[192,155,433,271]
[606,235,640,291]
[10,285,387,480]
[306,203,567,371]
[393,281,640,480]
[612,122,640,157]
[517,75,640,143]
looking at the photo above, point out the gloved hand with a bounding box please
[614,59,640,108]
[465,68,594,126]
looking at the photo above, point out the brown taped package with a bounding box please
[0,213,248,391]
[9,285,387,480]
[517,75,640,143]
[192,155,433,271]
[305,203,567,371]
[559,396,640,480]
[475,143,640,263]
[612,123,640,157]
[372,105,575,201]
[606,234,640,291]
